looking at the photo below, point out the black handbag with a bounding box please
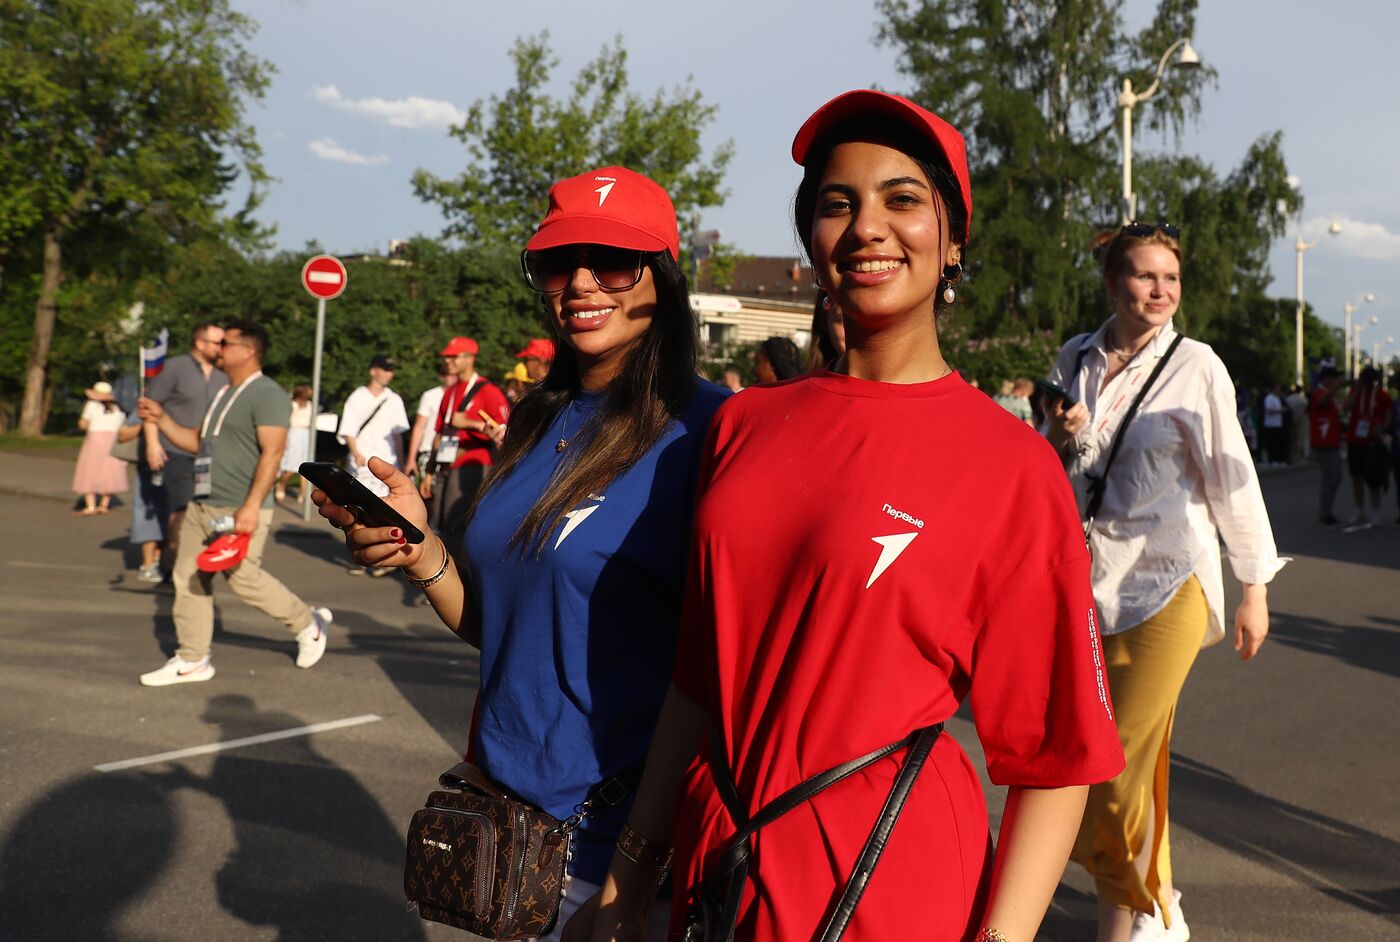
[682,724,942,942]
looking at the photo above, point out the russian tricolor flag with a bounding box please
[142,328,169,378]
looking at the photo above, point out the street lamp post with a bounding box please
[1343,292,1375,379]
[1118,38,1201,223]
[1292,218,1344,388]
[1354,315,1379,377]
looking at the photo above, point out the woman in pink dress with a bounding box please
[71,381,129,515]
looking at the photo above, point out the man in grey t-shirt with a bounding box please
[137,320,331,687]
[144,322,228,558]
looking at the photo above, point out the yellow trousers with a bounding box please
[1071,575,1207,918]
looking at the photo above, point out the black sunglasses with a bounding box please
[520,246,646,294]
[1093,221,1180,260]
[1121,222,1180,239]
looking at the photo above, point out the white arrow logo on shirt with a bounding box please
[555,504,601,549]
[865,533,919,588]
[594,181,615,206]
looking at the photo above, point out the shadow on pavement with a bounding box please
[1269,610,1400,680]
[0,773,175,941]
[1171,752,1400,923]
[150,694,427,941]
[341,613,479,757]
[271,523,354,570]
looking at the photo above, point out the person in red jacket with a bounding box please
[1343,366,1393,529]
[423,336,510,550]
[569,90,1124,942]
[1309,365,1345,525]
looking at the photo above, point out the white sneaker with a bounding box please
[137,564,163,583]
[140,655,215,686]
[295,607,332,669]
[1130,890,1189,942]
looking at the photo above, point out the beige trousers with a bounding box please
[171,502,313,661]
[1071,575,1208,919]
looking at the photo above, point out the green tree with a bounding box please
[875,0,1305,384]
[413,32,733,252]
[0,0,271,434]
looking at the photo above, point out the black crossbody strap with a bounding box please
[1083,333,1185,529]
[353,395,391,440]
[702,723,943,941]
[817,725,941,941]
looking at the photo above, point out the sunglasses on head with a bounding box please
[520,245,646,294]
[1094,221,1180,260]
[1121,222,1179,239]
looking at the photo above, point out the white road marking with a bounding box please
[94,713,382,772]
[6,560,107,572]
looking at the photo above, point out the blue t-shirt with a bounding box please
[464,378,729,882]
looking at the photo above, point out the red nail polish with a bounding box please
[390,528,402,539]
[396,537,406,545]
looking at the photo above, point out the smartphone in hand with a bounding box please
[1034,378,1077,409]
[298,461,426,544]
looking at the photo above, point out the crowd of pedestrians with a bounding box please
[51,83,1397,942]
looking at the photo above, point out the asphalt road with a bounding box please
[0,465,1396,940]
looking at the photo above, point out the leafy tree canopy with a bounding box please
[412,32,733,251]
[875,0,1305,385]
[0,0,272,433]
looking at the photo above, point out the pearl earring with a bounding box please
[943,285,956,304]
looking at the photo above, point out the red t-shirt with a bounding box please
[1345,385,1392,445]
[670,371,1125,941]
[1310,387,1343,448]
[434,375,510,467]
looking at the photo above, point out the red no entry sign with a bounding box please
[301,254,348,300]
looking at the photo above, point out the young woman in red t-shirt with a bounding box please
[566,91,1124,942]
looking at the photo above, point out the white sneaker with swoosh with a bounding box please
[295,607,333,669]
[140,655,215,687]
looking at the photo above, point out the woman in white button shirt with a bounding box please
[1043,223,1287,942]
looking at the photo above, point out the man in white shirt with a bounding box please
[404,361,455,481]
[337,355,410,496]
[1261,384,1287,467]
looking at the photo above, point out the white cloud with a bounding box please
[308,138,390,167]
[311,84,465,130]
[1302,216,1400,262]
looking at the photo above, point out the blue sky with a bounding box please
[236,0,1400,365]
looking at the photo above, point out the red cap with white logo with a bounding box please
[791,90,973,241]
[197,533,251,573]
[526,166,681,260]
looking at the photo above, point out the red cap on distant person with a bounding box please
[791,89,973,240]
[526,166,681,260]
[439,337,479,356]
[197,533,251,573]
[515,338,556,361]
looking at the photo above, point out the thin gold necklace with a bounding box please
[555,401,576,453]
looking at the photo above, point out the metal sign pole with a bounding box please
[303,295,327,521]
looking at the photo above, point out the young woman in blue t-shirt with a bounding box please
[313,166,728,940]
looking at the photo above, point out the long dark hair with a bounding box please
[471,251,698,555]
[793,117,968,315]
[759,336,804,381]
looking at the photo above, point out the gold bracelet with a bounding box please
[974,930,1010,942]
[616,823,673,872]
[406,538,450,589]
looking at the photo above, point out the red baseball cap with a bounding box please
[791,90,973,241]
[525,166,680,260]
[514,338,556,361]
[439,337,479,357]
[197,533,250,573]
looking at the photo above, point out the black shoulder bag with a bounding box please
[1080,333,1184,540]
[682,724,943,942]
